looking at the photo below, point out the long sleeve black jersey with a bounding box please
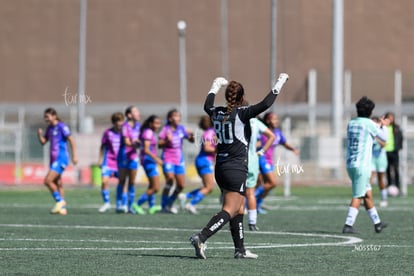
[204,91,278,167]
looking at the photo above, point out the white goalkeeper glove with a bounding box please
[272,73,289,94]
[208,77,229,95]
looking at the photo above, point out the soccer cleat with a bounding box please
[379,200,388,208]
[257,207,268,215]
[131,203,146,215]
[50,201,66,214]
[190,234,207,259]
[178,193,187,210]
[374,222,388,233]
[260,204,271,210]
[234,250,258,259]
[342,224,358,234]
[170,206,178,214]
[248,224,259,231]
[160,206,178,214]
[116,205,128,214]
[59,206,68,215]
[148,205,162,214]
[272,73,289,94]
[185,203,198,215]
[99,203,111,213]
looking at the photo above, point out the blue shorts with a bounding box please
[347,167,372,198]
[118,158,138,170]
[50,159,68,175]
[101,166,118,178]
[259,156,274,174]
[142,159,159,178]
[163,162,185,175]
[195,156,214,176]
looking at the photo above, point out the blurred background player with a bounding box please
[342,96,388,234]
[158,108,194,213]
[255,112,299,214]
[37,107,77,215]
[384,112,403,194]
[190,73,288,260]
[179,115,216,214]
[132,115,163,215]
[370,116,390,207]
[97,112,124,213]
[246,117,274,231]
[116,106,141,213]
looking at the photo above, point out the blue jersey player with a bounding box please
[37,108,77,215]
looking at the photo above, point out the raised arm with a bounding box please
[204,77,229,114]
[246,73,289,119]
[204,93,216,114]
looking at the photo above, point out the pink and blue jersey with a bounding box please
[44,122,71,173]
[159,125,190,165]
[45,122,71,164]
[197,128,216,162]
[140,128,158,163]
[118,121,140,169]
[261,128,286,166]
[195,128,216,176]
[101,128,122,170]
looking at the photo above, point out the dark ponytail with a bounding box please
[223,81,244,122]
[140,114,159,133]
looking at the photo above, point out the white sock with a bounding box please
[248,209,257,225]
[345,207,359,226]
[380,189,388,201]
[367,207,381,224]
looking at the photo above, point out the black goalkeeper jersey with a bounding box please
[204,91,278,171]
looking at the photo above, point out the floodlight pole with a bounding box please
[331,0,343,139]
[331,0,344,178]
[178,20,188,125]
[77,0,87,133]
[221,0,229,79]
[270,0,277,89]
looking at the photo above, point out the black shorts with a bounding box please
[215,166,247,195]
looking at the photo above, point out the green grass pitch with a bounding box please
[0,185,413,275]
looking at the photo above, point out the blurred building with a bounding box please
[1,0,413,108]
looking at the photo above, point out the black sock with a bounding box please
[173,186,183,197]
[230,214,245,253]
[200,210,231,242]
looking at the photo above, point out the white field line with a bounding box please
[0,223,363,251]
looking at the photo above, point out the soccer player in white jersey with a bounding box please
[246,118,274,230]
[370,116,390,207]
[343,96,388,234]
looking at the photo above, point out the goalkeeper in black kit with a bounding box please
[190,73,289,259]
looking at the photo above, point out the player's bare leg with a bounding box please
[44,171,66,214]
